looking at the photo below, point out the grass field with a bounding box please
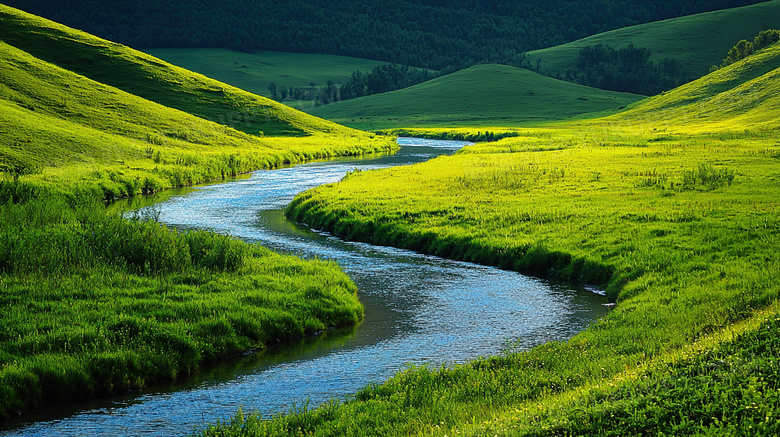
[307,64,642,130]
[198,42,780,436]
[0,5,391,418]
[526,0,780,80]
[144,48,391,100]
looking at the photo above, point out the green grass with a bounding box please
[0,4,392,419]
[0,5,397,199]
[307,64,642,130]
[195,41,780,436]
[0,188,363,419]
[526,0,780,80]
[0,4,388,139]
[143,48,391,100]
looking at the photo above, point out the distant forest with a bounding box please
[6,0,766,70]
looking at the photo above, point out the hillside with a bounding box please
[0,4,376,138]
[3,0,763,70]
[143,49,390,99]
[307,64,642,130]
[0,5,395,198]
[601,41,780,133]
[526,0,780,80]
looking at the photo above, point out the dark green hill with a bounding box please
[3,0,764,70]
[526,0,780,81]
[307,64,642,129]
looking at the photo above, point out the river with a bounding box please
[1,138,610,436]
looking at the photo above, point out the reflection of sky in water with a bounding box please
[2,138,609,437]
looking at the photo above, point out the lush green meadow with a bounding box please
[0,5,389,418]
[526,0,780,79]
[308,64,641,130]
[144,48,390,101]
[195,44,780,435]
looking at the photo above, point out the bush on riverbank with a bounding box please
[0,185,363,418]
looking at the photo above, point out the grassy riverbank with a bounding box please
[0,5,385,419]
[0,185,363,419]
[198,44,780,435]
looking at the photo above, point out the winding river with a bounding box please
[1,138,610,436]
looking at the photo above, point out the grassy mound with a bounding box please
[208,42,780,436]
[307,64,641,130]
[526,0,780,80]
[0,4,370,138]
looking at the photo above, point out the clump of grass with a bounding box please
[0,184,363,418]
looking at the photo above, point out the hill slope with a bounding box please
[2,0,763,70]
[0,5,395,198]
[602,41,780,133]
[143,49,390,99]
[526,0,780,80]
[307,64,642,129]
[0,4,374,138]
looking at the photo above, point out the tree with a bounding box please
[267,82,278,100]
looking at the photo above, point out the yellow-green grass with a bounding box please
[203,42,780,436]
[0,5,387,419]
[526,0,780,79]
[143,48,391,100]
[0,193,363,419]
[0,4,383,139]
[307,64,642,130]
[0,5,397,198]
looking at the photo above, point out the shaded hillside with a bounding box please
[3,0,765,70]
[308,65,642,129]
[526,0,780,81]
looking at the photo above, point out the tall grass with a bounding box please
[0,183,363,418]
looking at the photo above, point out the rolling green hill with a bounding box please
[0,4,395,198]
[306,64,642,130]
[0,4,382,139]
[143,48,390,99]
[526,0,780,80]
[605,40,780,133]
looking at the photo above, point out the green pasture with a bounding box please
[144,48,390,100]
[307,64,642,130]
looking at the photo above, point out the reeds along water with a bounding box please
[0,183,362,419]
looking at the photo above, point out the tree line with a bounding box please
[7,0,765,71]
[268,64,441,105]
[715,29,780,69]
[550,44,691,95]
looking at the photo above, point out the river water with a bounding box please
[1,138,609,436]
